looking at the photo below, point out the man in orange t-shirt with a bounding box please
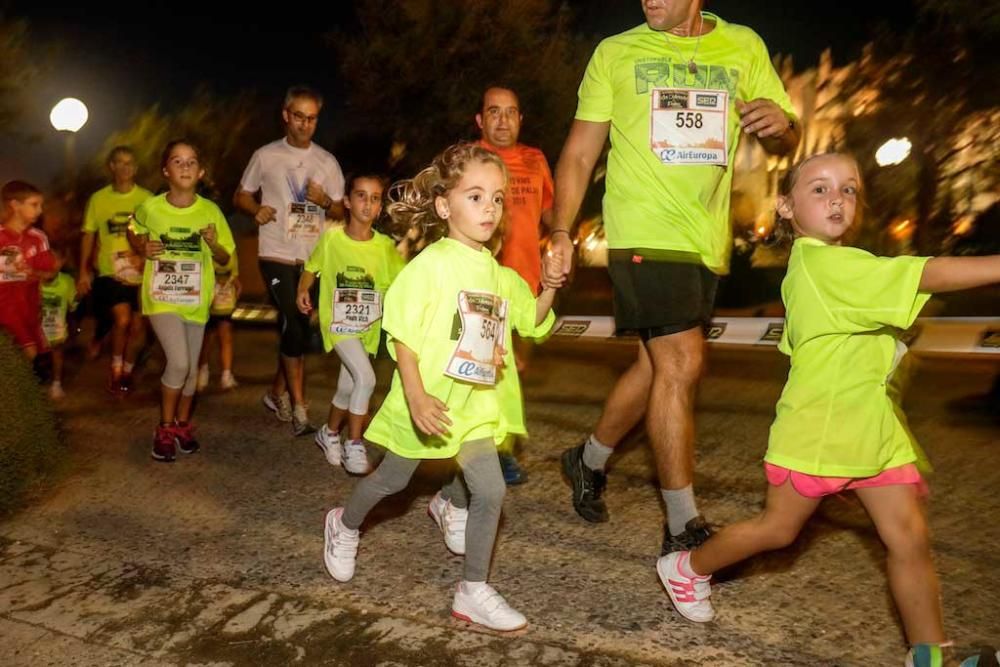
[476,85,555,484]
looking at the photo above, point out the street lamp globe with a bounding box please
[50,98,89,133]
[875,137,912,167]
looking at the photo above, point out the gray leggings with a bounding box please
[149,313,206,396]
[332,338,377,415]
[342,438,505,582]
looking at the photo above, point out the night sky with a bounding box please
[2,0,917,185]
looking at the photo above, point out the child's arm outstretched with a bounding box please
[395,341,452,436]
[919,255,1000,293]
[534,248,568,324]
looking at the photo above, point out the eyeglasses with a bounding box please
[289,110,319,124]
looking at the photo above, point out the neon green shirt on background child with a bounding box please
[304,227,405,354]
[131,194,235,325]
[40,272,77,345]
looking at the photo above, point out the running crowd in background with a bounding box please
[2,2,999,663]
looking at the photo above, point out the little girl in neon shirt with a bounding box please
[659,152,1000,667]
[322,143,565,632]
[297,173,404,474]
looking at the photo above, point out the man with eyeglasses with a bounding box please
[475,85,555,485]
[235,85,346,436]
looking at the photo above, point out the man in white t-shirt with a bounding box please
[235,85,346,436]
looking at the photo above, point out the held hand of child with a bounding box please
[295,289,312,315]
[547,232,574,278]
[407,391,452,437]
[736,98,790,139]
[541,248,568,289]
[493,344,507,370]
[254,205,277,226]
[305,180,329,208]
[200,224,218,247]
[144,240,165,259]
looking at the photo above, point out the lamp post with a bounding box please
[49,98,88,191]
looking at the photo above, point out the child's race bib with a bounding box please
[444,291,508,386]
[211,278,237,314]
[150,259,202,306]
[113,251,144,285]
[0,247,27,282]
[42,305,67,343]
[331,288,381,335]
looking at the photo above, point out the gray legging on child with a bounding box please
[149,313,206,396]
[341,438,505,582]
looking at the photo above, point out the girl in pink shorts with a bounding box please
[656,152,1000,667]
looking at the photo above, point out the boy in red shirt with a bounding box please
[0,181,56,360]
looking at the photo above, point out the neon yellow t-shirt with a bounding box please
[82,185,153,282]
[132,194,235,325]
[304,227,405,355]
[40,272,77,345]
[576,13,795,274]
[364,238,555,460]
[765,237,932,477]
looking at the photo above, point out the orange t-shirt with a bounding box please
[479,140,554,294]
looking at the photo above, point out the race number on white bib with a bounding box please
[211,279,237,314]
[0,248,27,282]
[151,259,202,306]
[113,251,144,285]
[42,306,66,343]
[286,202,324,243]
[650,88,729,166]
[444,291,508,386]
[332,288,381,335]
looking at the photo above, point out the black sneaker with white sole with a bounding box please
[661,516,713,556]
[560,443,609,523]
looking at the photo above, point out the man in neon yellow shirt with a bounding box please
[78,146,152,394]
[550,1,800,555]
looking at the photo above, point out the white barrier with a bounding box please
[551,316,1000,357]
[232,304,999,358]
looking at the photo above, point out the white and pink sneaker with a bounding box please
[656,550,715,622]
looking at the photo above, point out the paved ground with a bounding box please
[1,327,997,666]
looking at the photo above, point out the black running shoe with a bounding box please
[560,443,609,523]
[661,516,713,556]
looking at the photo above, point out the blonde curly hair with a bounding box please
[387,142,508,256]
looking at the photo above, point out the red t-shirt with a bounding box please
[0,224,56,348]
[479,140,554,294]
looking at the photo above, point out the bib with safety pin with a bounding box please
[113,250,144,285]
[650,88,728,166]
[332,288,381,335]
[286,202,324,243]
[42,304,66,342]
[0,248,27,282]
[444,291,508,386]
[211,278,237,314]
[151,259,202,306]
